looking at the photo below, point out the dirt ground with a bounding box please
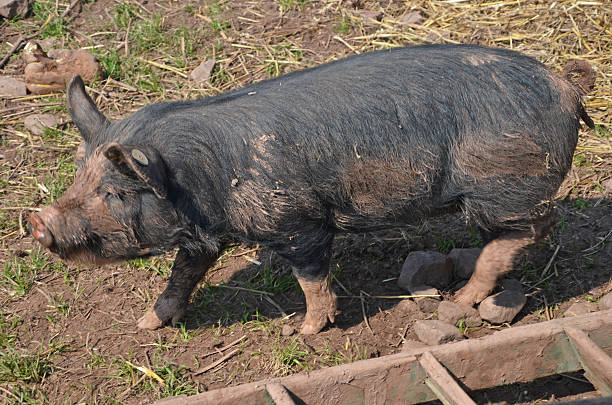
[1,0,611,404]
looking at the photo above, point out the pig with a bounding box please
[29,44,594,334]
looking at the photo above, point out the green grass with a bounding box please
[32,1,67,38]
[245,265,299,295]
[279,0,308,13]
[272,337,310,376]
[41,153,76,205]
[2,249,62,299]
[128,256,173,278]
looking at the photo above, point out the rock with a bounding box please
[281,324,295,336]
[437,301,482,327]
[413,320,465,345]
[500,278,523,293]
[0,76,27,96]
[0,0,29,19]
[602,178,612,194]
[409,285,441,313]
[447,248,482,280]
[398,10,424,25]
[396,299,419,314]
[352,9,383,25]
[24,113,60,135]
[599,292,612,310]
[563,302,597,318]
[190,60,216,84]
[24,48,101,94]
[398,251,454,291]
[478,290,527,324]
[401,339,428,352]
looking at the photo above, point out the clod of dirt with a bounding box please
[281,324,295,336]
[351,9,383,25]
[437,300,482,327]
[24,113,60,136]
[500,278,523,293]
[24,45,101,94]
[398,251,453,291]
[563,302,598,317]
[398,10,424,25]
[401,339,428,352]
[190,60,216,84]
[410,285,441,313]
[599,292,612,310]
[602,178,612,195]
[478,290,527,324]
[0,76,27,96]
[396,298,420,315]
[0,0,29,19]
[413,320,465,345]
[447,247,482,280]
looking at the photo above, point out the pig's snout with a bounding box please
[28,211,56,249]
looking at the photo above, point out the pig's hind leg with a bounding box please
[279,233,337,335]
[138,248,216,329]
[454,209,557,307]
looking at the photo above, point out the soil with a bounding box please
[0,1,610,404]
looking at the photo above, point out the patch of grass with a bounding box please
[245,265,299,295]
[279,0,308,13]
[337,16,352,35]
[41,153,76,205]
[2,249,62,299]
[128,256,173,278]
[32,2,67,38]
[114,356,199,398]
[433,233,456,254]
[272,337,310,376]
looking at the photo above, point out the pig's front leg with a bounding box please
[138,248,216,329]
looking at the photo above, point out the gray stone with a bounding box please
[437,300,481,327]
[0,0,29,19]
[401,339,428,352]
[413,320,465,346]
[398,251,454,291]
[447,248,482,280]
[500,278,523,293]
[190,60,216,84]
[563,302,597,318]
[0,76,27,96]
[281,324,295,337]
[398,10,424,25]
[599,292,612,310]
[478,290,527,324]
[24,113,60,135]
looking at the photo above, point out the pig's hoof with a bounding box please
[454,286,489,307]
[137,308,164,330]
[300,311,335,335]
[137,306,186,330]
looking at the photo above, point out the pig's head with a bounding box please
[29,76,181,264]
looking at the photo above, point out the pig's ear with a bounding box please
[104,143,168,199]
[67,75,108,144]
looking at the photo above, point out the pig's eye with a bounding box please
[104,191,123,202]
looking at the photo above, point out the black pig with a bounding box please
[29,44,594,334]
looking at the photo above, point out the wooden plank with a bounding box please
[264,383,297,405]
[564,327,612,395]
[153,309,612,405]
[419,351,476,405]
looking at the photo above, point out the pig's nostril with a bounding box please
[28,212,55,249]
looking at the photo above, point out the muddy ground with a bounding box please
[1,0,611,404]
